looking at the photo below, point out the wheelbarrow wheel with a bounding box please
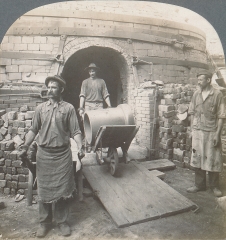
[107,147,118,176]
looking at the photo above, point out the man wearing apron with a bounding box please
[187,70,225,197]
[20,75,84,237]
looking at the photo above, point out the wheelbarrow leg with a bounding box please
[27,169,33,206]
[121,126,140,164]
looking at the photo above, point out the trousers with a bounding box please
[195,168,219,189]
[39,198,69,225]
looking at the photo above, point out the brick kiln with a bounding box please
[0,1,225,195]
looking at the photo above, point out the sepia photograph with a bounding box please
[0,0,226,239]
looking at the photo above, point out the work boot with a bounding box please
[187,186,206,193]
[212,188,223,197]
[58,222,71,236]
[36,224,50,238]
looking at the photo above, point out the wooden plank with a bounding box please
[92,165,158,224]
[83,162,196,227]
[149,170,165,180]
[118,163,191,215]
[83,166,130,227]
[139,159,176,171]
[83,164,163,226]
[132,162,197,209]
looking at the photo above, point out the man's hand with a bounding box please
[18,145,29,157]
[78,108,85,117]
[213,134,220,147]
[78,147,85,160]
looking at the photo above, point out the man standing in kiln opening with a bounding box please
[187,70,225,197]
[79,63,111,113]
[20,75,84,237]
[78,63,111,153]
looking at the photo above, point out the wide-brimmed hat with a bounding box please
[197,70,213,79]
[84,63,100,71]
[177,104,188,121]
[45,75,66,88]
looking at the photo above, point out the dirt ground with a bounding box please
[0,164,226,240]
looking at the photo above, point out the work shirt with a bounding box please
[79,78,110,102]
[188,86,225,132]
[30,100,81,148]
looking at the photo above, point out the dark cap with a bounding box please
[45,75,66,88]
[197,70,213,79]
[84,63,100,71]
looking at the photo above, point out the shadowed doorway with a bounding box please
[61,46,123,110]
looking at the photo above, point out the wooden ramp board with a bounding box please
[139,159,176,171]
[83,161,197,227]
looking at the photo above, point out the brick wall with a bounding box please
[0,90,44,195]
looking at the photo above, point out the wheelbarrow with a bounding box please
[93,125,139,175]
[83,104,139,176]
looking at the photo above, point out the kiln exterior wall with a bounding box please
[0,8,214,195]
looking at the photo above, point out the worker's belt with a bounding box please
[85,101,103,110]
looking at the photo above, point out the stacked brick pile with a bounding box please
[0,86,44,195]
[158,83,196,168]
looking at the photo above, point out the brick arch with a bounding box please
[62,37,132,69]
[60,37,133,109]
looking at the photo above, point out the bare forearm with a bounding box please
[105,96,111,107]
[73,133,83,150]
[80,97,85,108]
[24,131,37,147]
[216,118,224,136]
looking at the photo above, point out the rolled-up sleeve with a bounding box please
[102,80,110,99]
[79,81,86,99]
[68,107,81,138]
[30,105,42,135]
[217,92,226,119]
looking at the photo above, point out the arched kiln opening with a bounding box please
[61,46,126,110]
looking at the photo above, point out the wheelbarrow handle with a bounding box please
[19,150,35,175]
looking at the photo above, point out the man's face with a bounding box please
[197,75,210,90]
[89,68,97,78]
[47,81,62,99]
